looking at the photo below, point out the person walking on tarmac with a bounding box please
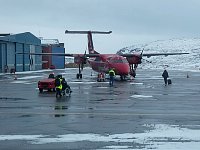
[55,75,62,97]
[108,68,115,86]
[162,69,169,86]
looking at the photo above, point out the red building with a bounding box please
[42,45,52,69]
[41,38,65,69]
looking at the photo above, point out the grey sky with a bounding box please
[1,0,200,53]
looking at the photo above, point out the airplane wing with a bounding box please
[120,52,189,58]
[17,51,189,58]
[16,52,103,66]
[16,52,74,57]
[16,52,101,57]
[118,52,189,66]
[17,51,189,66]
[142,52,189,58]
[16,52,107,58]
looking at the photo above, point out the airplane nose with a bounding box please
[114,64,130,75]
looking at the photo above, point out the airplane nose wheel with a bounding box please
[76,64,83,79]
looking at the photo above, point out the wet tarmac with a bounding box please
[0,68,200,150]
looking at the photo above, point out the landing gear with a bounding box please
[76,64,83,79]
[76,73,82,79]
[130,64,137,78]
[120,75,126,81]
[130,69,136,78]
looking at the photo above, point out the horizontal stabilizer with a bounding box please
[65,30,112,34]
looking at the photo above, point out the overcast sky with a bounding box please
[1,0,200,53]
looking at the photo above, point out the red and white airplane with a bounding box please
[18,30,189,80]
[64,30,188,80]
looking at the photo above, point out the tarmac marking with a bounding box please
[1,112,200,117]
[130,95,153,98]
[17,75,43,80]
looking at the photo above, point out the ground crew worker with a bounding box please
[108,68,115,86]
[55,75,62,97]
[162,69,169,86]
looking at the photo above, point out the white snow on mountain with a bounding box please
[118,38,200,71]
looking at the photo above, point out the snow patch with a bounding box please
[1,124,200,149]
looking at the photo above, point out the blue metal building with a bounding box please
[0,32,42,73]
[52,44,65,69]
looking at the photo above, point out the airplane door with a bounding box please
[30,45,35,71]
[0,43,7,73]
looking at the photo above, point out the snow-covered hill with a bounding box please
[117,38,200,71]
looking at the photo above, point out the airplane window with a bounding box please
[109,58,128,63]
[122,59,128,63]
[94,57,101,61]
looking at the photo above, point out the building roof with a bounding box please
[0,32,41,45]
[0,33,11,36]
[40,38,59,45]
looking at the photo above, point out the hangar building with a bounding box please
[0,32,42,73]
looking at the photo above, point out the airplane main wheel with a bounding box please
[76,74,79,79]
[76,73,82,79]
[120,75,126,81]
[130,70,136,78]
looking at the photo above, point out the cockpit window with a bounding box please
[94,57,101,61]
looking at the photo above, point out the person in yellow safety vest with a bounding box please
[55,75,63,97]
[108,68,115,86]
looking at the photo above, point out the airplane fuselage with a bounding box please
[88,54,130,76]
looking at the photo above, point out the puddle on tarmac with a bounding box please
[54,114,66,117]
[18,114,33,118]
[0,97,27,101]
[0,106,31,109]
[54,105,68,110]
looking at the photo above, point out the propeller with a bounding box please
[142,58,152,63]
[140,49,144,57]
[137,50,152,63]
[140,49,152,63]
[81,50,87,70]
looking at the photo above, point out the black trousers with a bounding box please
[164,78,168,85]
[56,88,62,97]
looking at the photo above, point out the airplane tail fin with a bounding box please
[65,30,112,54]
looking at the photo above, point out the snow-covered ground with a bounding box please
[1,124,200,149]
[118,38,200,71]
